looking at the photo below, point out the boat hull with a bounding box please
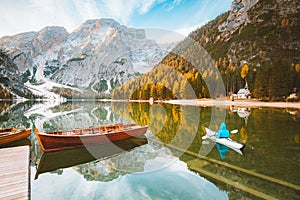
[36,126,148,152]
[204,127,244,154]
[0,129,31,146]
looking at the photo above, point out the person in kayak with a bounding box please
[216,122,230,138]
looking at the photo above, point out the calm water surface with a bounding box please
[0,101,299,199]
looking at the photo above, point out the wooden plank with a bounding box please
[0,178,27,188]
[0,145,30,200]
[0,171,28,180]
[0,165,28,171]
[0,167,28,174]
[0,193,28,200]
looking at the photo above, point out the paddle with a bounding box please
[202,129,239,140]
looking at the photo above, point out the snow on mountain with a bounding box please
[24,80,81,100]
[0,19,173,98]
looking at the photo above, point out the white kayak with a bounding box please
[203,127,245,155]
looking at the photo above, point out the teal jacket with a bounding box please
[216,123,230,138]
[216,143,229,159]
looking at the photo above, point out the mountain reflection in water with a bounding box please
[35,136,148,180]
[0,100,299,199]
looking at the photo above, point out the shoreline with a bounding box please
[124,98,300,109]
[162,99,300,109]
[1,98,300,109]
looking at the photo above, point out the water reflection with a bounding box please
[31,157,229,200]
[200,137,243,159]
[0,101,299,199]
[0,100,34,129]
[35,137,148,180]
[0,137,31,148]
[216,143,229,159]
[230,106,251,124]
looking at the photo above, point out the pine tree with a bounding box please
[150,84,157,100]
[254,61,271,99]
[268,58,291,100]
[172,81,180,99]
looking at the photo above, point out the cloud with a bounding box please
[175,24,201,36]
[96,0,137,24]
[96,0,179,23]
[31,158,228,199]
[0,0,183,37]
[164,0,181,11]
[138,0,156,14]
[0,0,82,36]
[138,0,182,14]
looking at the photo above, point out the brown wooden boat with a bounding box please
[0,128,31,146]
[35,123,148,152]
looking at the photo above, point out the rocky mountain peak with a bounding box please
[37,26,68,42]
[74,19,122,33]
[0,18,171,98]
[218,0,259,40]
[34,26,69,55]
[73,18,146,41]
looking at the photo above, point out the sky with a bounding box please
[0,0,232,38]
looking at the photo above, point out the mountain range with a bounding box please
[1,0,299,100]
[0,19,173,99]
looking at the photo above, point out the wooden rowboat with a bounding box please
[0,128,31,146]
[35,123,148,152]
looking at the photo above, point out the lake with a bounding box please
[0,100,299,199]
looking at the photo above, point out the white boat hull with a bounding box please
[203,127,245,155]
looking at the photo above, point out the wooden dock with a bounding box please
[0,145,30,200]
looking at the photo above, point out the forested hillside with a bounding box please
[113,0,300,101]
